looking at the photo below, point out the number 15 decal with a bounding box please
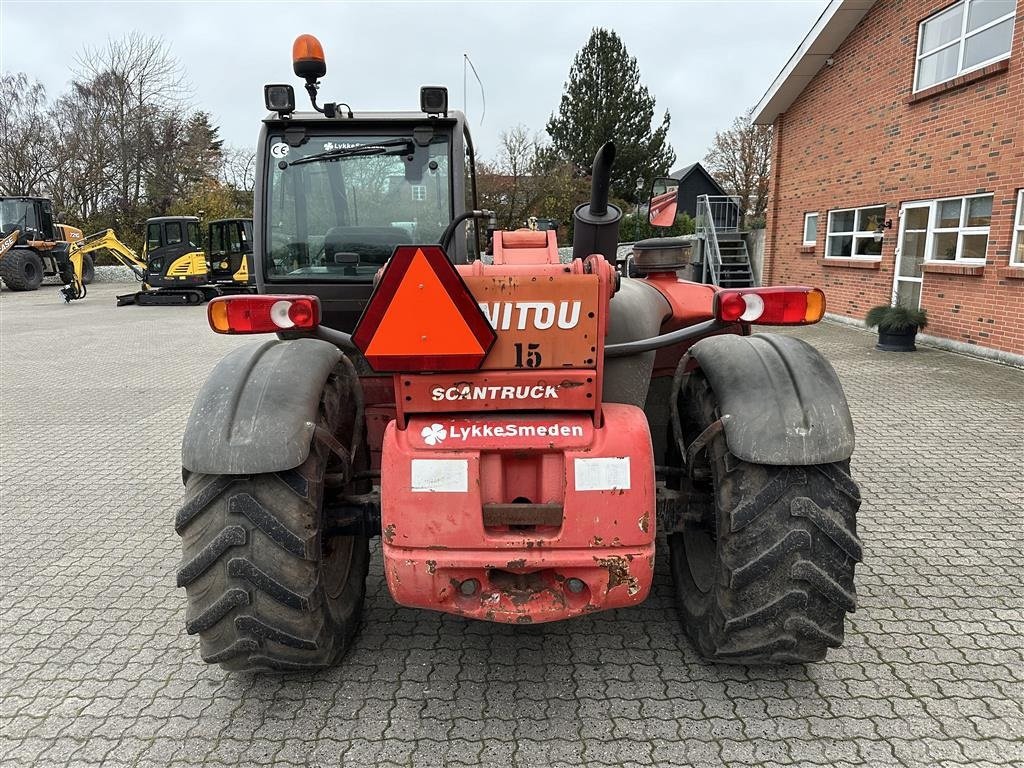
[513,342,542,368]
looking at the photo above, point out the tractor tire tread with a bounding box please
[670,372,862,665]
[185,588,249,634]
[176,525,247,587]
[175,369,369,671]
[227,556,311,610]
[228,491,310,558]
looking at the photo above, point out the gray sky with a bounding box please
[1,0,826,166]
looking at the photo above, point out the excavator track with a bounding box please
[120,289,208,306]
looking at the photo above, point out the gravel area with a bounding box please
[38,265,138,285]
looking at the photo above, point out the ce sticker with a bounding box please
[270,142,290,159]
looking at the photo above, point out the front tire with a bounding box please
[175,365,369,671]
[669,372,862,664]
[0,250,44,291]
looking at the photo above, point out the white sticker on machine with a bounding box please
[574,457,631,491]
[411,459,468,493]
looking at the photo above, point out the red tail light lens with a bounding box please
[714,287,825,325]
[208,295,321,334]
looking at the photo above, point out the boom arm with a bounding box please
[60,229,147,301]
[69,229,147,278]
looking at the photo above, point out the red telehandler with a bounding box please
[175,34,861,671]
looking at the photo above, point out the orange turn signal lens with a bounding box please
[207,295,321,335]
[714,287,826,326]
[804,288,825,323]
[209,298,230,332]
[292,34,326,80]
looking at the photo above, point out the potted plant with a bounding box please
[865,304,928,352]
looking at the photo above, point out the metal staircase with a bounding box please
[716,233,755,288]
[695,195,755,288]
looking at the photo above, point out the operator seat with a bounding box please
[323,226,412,266]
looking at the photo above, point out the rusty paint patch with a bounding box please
[596,555,641,597]
[383,523,396,544]
[590,535,603,546]
[639,512,650,533]
[506,558,526,569]
[515,615,533,624]
[426,545,449,550]
[426,560,437,575]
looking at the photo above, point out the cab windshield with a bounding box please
[0,200,38,234]
[265,133,451,282]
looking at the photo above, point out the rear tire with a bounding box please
[669,372,862,664]
[175,365,369,671]
[0,250,44,291]
[81,254,95,285]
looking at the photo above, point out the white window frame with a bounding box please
[925,193,992,264]
[1011,189,1024,266]
[825,205,887,259]
[803,212,818,246]
[913,0,1016,93]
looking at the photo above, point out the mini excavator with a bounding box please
[61,216,255,306]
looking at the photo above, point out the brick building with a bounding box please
[754,0,1023,361]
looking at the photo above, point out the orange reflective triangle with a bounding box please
[364,248,486,357]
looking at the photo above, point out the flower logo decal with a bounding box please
[421,423,447,446]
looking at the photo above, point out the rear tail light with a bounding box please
[208,295,320,334]
[714,287,825,325]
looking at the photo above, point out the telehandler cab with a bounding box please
[176,34,861,671]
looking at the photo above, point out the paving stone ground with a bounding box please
[1,282,1022,767]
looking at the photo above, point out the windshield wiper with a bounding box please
[287,139,414,167]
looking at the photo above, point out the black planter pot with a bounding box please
[876,326,919,352]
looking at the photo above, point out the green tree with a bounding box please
[148,111,224,213]
[547,28,675,203]
[622,211,695,241]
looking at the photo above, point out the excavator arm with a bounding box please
[60,229,147,302]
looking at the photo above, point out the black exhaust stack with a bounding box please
[572,141,622,262]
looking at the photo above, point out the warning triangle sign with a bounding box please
[352,245,496,372]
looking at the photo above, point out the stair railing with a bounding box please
[696,194,746,286]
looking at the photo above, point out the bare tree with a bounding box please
[477,126,544,230]
[703,110,772,227]
[73,32,189,211]
[221,147,257,194]
[0,73,55,195]
[48,78,121,220]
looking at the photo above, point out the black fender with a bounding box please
[677,333,855,465]
[182,338,344,476]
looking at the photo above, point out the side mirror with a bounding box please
[648,177,679,228]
